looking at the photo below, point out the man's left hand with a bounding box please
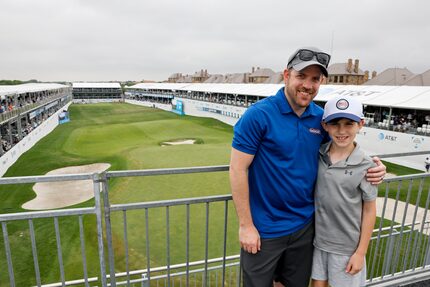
[367,156,387,185]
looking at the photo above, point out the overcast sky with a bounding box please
[1,0,429,82]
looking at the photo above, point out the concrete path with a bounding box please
[376,197,430,233]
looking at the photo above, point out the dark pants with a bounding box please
[241,221,314,287]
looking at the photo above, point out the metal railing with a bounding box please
[0,173,107,287]
[2,165,430,286]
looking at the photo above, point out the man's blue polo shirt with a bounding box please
[232,87,328,238]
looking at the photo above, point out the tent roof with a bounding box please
[128,83,430,111]
[314,85,430,110]
[128,83,284,96]
[129,83,191,90]
[72,82,121,88]
[0,83,69,98]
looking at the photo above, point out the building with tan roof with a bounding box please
[192,69,210,83]
[265,72,283,84]
[204,74,225,83]
[326,59,368,85]
[168,73,183,83]
[223,73,249,83]
[248,67,275,83]
[204,73,250,83]
[394,70,430,86]
[399,69,430,86]
[364,67,414,85]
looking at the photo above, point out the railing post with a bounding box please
[424,222,430,265]
[100,172,117,286]
[384,229,397,276]
[141,273,149,287]
[93,172,108,287]
[2,222,15,287]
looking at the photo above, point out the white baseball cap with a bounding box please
[322,95,364,123]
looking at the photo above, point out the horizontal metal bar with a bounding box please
[34,277,98,287]
[0,173,95,185]
[372,150,430,159]
[366,266,430,286]
[113,262,240,286]
[111,254,240,278]
[372,221,425,234]
[106,165,229,179]
[383,172,430,182]
[109,195,232,212]
[0,158,427,185]
[0,207,96,222]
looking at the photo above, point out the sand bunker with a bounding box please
[22,163,111,210]
[161,139,196,146]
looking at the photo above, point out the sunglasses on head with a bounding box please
[288,49,331,68]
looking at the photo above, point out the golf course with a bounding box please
[0,103,238,286]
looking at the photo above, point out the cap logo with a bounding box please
[336,99,349,110]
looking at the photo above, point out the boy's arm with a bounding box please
[229,147,261,254]
[346,200,376,274]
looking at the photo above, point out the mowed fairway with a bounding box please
[0,103,238,286]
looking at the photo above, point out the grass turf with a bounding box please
[0,103,236,286]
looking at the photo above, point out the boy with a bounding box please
[311,95,377,287]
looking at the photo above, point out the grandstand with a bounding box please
[72,82,123,103]
[0,83,72,175]
[125,83,430,170]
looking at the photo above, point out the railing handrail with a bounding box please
[0,207,97,222]
[0,172,96,185]
[106,165,229,178]
[4,158,430,184]
[110,254,240,278]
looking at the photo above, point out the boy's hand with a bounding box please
[367,157,387,185]
[346,252,365,275]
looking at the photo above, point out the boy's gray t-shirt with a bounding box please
[314,141,377,256]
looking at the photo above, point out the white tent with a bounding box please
[72,82,121,89]
[0,83,69,99]
[314,85,430,110]
[128,83,430,111]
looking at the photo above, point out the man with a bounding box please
[229,47,386,287]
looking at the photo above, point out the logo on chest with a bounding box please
[309,128,321,135]
[345,170,353,176]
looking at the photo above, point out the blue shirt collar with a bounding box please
[274,87,319,118]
